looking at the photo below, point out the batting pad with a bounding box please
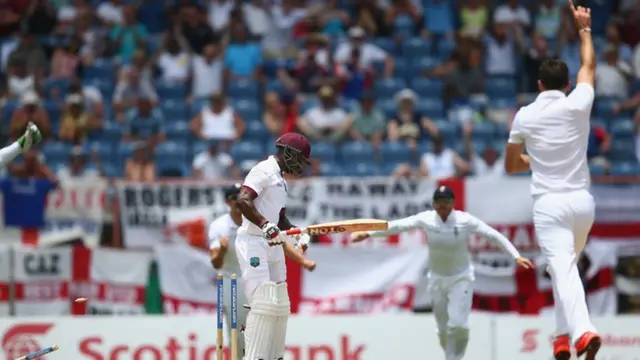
[244,282,289,360]
[270,282,291,359]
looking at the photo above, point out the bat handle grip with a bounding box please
[285,228,303,236]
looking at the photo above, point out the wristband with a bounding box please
[579,27,591,33]
[259,219,269,228]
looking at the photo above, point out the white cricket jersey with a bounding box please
[370,210,520,276]
[239,156,288,236]
[208,213,241,273]
[508,83,595,196]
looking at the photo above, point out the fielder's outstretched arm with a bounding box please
[368,214,426,238]
[468,215,520,260]
[0,142,22,168]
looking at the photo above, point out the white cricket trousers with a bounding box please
[533,189,596,343]
[235,234,287,300]
[429,270,474,360]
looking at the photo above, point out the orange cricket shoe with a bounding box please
[575,332,601,360]
[553,335,571,360]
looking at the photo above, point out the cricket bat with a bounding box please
[285,219,388,236]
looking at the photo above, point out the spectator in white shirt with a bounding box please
[208,0,235,32]
[464,136,505,177]
[297,85,352,142]
[493,0,531,28]
[57,147,102,181]
[595,44,633,99]
[484,22,521,76]
[331,26,394,77]
[261,0,307,58]
[191,42,224,99]
[57,0,93,32]
[243,0,271,38]
[192,140,239,180]
[97,0,124,26]
[394,135,469,179]
[535,0,562,39]
[190,92,245,142]
[154,34,191,84]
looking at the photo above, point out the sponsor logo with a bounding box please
[308,226,346,235]
[1,323,54,360]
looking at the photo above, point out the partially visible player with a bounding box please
[0,122,42,167]
[235,132,311,360]
[352,186,533,360]
[504,1,599,359]
[208,182,316,358]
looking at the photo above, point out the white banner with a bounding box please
[298,247,429,314]
[155,243,218,314]
[84,248,152,315]
[0,314,493,359]
[117,178,437,248]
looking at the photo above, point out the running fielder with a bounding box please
[208,183,316,357]
[235,132,311,360]
[0,122,42,167]
[351,185,533,360]
[504,2,599,359]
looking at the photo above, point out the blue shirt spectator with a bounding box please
[108,6,148,63]
[224,24,262,77]
[424,0,454,36]
[124,99,166,142]
[0,178,55,228]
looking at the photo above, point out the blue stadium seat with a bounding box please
[488,97,517,110]
[393,58,408,79]
[416,99,444,118]
[164,122,192,143]
[610,162,640,176]
[42,142,73,164]
[156,81,187,100]
[418,140,432,154]
[341,141,375,163]
[116,142,136,165]
[301,98,319,114]
[2,101,18,125]
[262,59,287,78]
[101,122,124,143]
[230,141,265,162]
[435,120,459,142]
[379,142,412,164]
[411,78,443,98]
[244,121,270,142]
[589,163,607,176]
[469,140,488,156]
[83,61,115,82]
[228,79,259,100]
[611,120,635,141]
[471,122,495,142]
[84,78,114,99]
[311,142,337,163]
[155,141,189,166]
[190,98,208,117]
[402,37,431,59]
[609,141,636,162]
[485,77,517,99]
[436,37,456,60]
[345,162,381,177]
[162,100,187,121]
[44,79,70,99]
[410,57,439,75]
[379,100,397,119]
[393,15,416,37]
[191,141,208,157]
[233,100,260,121]
[43,101,61,125]
[265,79,286,94]
[372,37,396,54]
[594,98,618,117]
[374,78,406,99]
[319,162,343,177]
[83,141,113,161]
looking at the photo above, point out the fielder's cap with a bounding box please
[433,185,455,200]
[223,183,242,200]
[275,132,311,160]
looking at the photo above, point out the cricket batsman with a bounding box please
[0,122,42,167]
[351,185,533,360]
[504,2,600,359]
[235,132,311,360]
[209,182,316,357]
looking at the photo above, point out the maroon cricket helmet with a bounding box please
[275,132,311,176]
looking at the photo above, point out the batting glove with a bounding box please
[295,234,311,252]
[18,122,42,151]
[261,222,285,246]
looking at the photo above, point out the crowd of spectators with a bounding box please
[1,0,639,183]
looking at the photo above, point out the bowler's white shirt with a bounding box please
[208,213,240,273]
[371,210,520,276]
[239,156,288,236]
[508,83,594,195]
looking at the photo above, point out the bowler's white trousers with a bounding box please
[533,189,596,343]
